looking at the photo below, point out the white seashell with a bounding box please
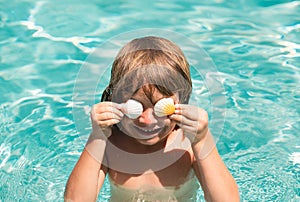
[154,98,175,117]
[122,99,143,119]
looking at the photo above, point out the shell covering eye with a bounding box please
[153,98,175,117]
[122,98,175,119]
[122,99,143,119]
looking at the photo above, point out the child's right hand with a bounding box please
[90,102,124,138]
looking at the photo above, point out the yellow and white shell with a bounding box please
[154,98,175,117]
[122,99,143,119]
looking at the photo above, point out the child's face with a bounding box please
[117,87,178,146]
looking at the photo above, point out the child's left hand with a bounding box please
[169,104,209,145]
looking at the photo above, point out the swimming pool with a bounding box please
[0,0,299,201]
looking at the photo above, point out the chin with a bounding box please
[137,137,159,145]
[136,134,168,146]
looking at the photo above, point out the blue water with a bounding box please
[0,0,299,201]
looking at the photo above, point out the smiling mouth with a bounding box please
[134,126,163,137]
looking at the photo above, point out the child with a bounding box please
[65,36,239,202]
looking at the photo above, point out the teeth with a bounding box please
[133,127,162,140]
[143,129,155,132]
[136,127,159,133]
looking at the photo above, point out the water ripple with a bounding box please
[224,140,299,201]
[0,0,299,201]
[0,143,10,169]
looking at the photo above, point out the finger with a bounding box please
[172,118,207,141]
[175,104,207,121]
[104,102,124,112]
[96,105,124,117]
[171,113,208,131]
[169,114,196,127]
[96,112,123,122]
[98,118,121,127]
[172,120,198,138]
[93,104,124,119]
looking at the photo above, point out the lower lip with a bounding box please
[134,126,163,139]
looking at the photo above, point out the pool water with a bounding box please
[0,0,299,201]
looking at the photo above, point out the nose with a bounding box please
[137,108,157,125]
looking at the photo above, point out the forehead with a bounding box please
[111,64,191,103]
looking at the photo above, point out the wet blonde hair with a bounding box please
[101,36,192,104]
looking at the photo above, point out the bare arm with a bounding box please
[192,132,240,202]
[64,102,124,201]
[64,143,107,202]
[170,104,239,201]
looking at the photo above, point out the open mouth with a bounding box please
[134,126,163,139]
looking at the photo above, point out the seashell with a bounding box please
[154,98,175,117]
[122,99,143,119]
